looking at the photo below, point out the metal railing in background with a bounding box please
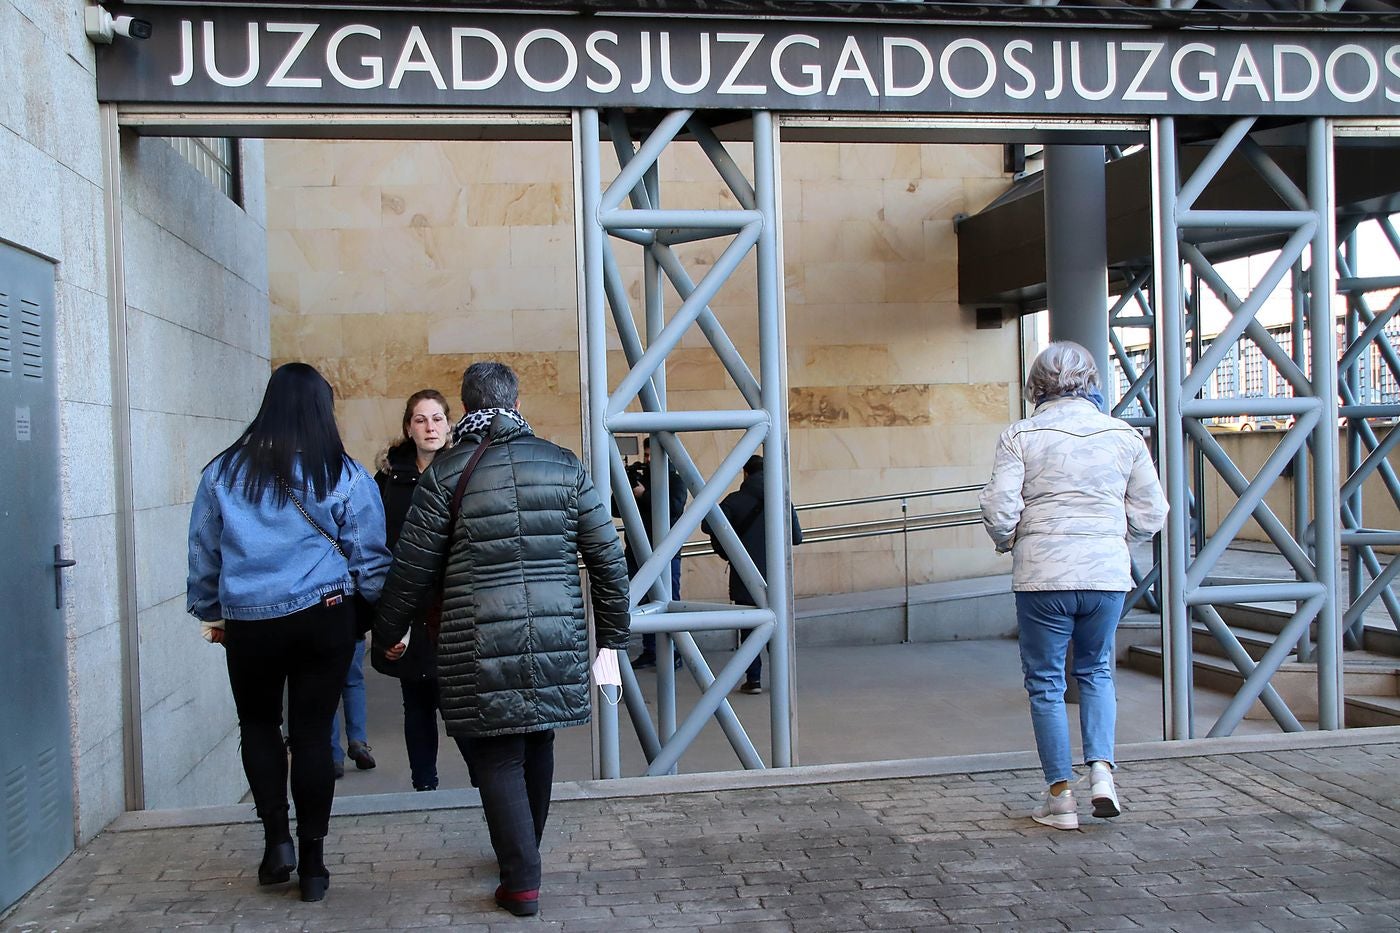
[677,483,987,643]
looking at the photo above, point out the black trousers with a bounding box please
[400,677,441,791]
[456,731,555,892]
[224,600,356,840]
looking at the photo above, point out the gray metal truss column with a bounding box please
[1336,203,1400,641]
[1151,116,1343,738]
[1108,267,1164,618]
[575,108,794,778]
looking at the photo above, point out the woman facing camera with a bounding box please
[186,362,390,901]
[372,388,452,792]
[979,341,1167,831]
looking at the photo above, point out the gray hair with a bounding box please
[1024,341,1100,404]
[461,360,519,411]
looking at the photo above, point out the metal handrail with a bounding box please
[678,508,984,557]
[796,483,986,512]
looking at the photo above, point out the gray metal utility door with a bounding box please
[0,244,75,912]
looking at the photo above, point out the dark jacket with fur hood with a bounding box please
[371,441,437,680]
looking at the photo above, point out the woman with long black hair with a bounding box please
[187,362,391,902]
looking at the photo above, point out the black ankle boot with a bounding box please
[257,808,295,886]
[297,837,330,902]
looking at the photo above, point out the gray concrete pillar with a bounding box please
[1043,145,1110,706]
[1044,145,1110,384]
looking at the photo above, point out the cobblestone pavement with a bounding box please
[6,736,1400,932]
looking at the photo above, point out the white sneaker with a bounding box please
[1032,787,1079,830]
[1089,763,1121,819]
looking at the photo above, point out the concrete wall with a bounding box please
[2,0,122,844]
[1,0,268,836]
[1204,426,1399,550]
[264,138,1020,601]
[121,135,270,810]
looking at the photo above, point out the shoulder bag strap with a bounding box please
[281,477,348,561]
[731,494,764,538]
[445,425,496,542]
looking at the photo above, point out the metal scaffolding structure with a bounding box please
[1339,211,1400,642]
[1102,122,1400,738]
[1151,116,1343,738]
[571,107,1398,774]
[576,109,795,778]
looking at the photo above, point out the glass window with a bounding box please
[166,137,240,204]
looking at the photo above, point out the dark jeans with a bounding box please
[737,597,762,684]
[400,677,441,791]
[456,731,555,892]
[223,600,356,840]
[640,556,684,656]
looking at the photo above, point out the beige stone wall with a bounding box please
[265,138,1019,599]
[1205,427,1400,553]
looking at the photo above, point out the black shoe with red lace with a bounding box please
[494,885,540,917]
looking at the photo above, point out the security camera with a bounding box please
[113,15,152,39]
[85,6,152,43]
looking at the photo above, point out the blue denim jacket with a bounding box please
[186,458,392,622]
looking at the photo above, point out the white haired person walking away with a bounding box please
[979,341,1167,830]
[373,361,631,918]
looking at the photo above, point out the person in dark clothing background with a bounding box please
[701,454,802,694]
[626,436,689,669]
[371,388,451,792]
[373,361,630,918]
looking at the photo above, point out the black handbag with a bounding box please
[280,478,377,636]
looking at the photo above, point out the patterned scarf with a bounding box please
[451,407,530,447]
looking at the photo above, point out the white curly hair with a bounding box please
[1023,340,1100,404]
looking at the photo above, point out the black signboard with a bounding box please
[96,6,1400,117]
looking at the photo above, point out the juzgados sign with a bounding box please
[96,6,1400,116]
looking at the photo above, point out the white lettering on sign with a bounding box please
[147,16,1400,116]
[717,34,767,95]
[1326,44,1379,102]
[204,20,260,87]
[266,23,322,88]
[584,30,622,93]
[941,38,997,99]
[326,24,383,89]
[453,27,508,91]
[771,34,821,96]
[883,37,934,98]
[1003,39,1036,100]
[1122,42,1168,102]
[1275,45,1321,102]
[15,406,31,443]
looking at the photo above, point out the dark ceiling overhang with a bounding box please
[957,134,1400,310]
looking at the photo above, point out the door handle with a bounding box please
[54,544,78,610]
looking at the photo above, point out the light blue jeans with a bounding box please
[331,636,367,762]
[1015,589,1125,784]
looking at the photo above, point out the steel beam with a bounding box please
[1151,115,1346,738]
[578,108,793,778]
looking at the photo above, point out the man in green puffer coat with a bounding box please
[373,361,630,918]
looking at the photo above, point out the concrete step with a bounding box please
[1191,623,1289,663]
[1216,603,1400,656]
[1347,695,1400,728]
[1125,645,1400,725]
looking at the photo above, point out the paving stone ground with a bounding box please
[6,738,1400,932]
